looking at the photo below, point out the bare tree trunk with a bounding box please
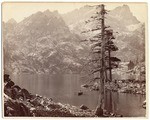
[95,4,105,117]
[108,49,112,81]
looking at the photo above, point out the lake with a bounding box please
[12,73,146,117]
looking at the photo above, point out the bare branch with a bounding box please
[91,68,102,74]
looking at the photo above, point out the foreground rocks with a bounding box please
[142,100,146,109]
[4,74,96,117]
[4,94,32,116]
[4,74,124,117]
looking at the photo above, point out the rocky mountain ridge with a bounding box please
[62,4,144,62]
[3,5,145,74]
[3,10,84,74]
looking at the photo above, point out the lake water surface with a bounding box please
[12,73,146,117]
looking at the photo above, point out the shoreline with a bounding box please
[81,79,146,95]
[4,74,124,117]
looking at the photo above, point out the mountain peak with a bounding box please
[122,4,130,9]
[121,4,131,13]
[109,5,140,25]
[7,18,17,24]
[53,10,62,18]
[43,9,51,14]
[35,11,43,15]
[14,8,70,37]
[112,4,130,13]
[32,11,43,18]
[43,9,61,19]
[83,5,92,8]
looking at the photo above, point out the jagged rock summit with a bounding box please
[7,18,17,24]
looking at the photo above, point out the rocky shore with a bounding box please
[82,79,146,95]
[106,80,146,95]
[4,74,123,117]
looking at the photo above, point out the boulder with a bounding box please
[10,85,22,100]
[30,98,42,107]
[4,74,10,83]
[142,100,146,109]
[91,86,99,91]
[80,104,89,110]
[21,88,31,99]
[78,90,83,96]
[12,85,21,91]
[95,105,103,117]
[81,84,89,88]
[4,96,32,116]
[47,103,61,109]
[5,81,15,88]
[11,88,18,100]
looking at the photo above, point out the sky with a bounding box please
[2,2,147,23]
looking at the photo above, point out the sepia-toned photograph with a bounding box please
[2,2,147,117]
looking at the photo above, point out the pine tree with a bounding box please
[81,4,121,116]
